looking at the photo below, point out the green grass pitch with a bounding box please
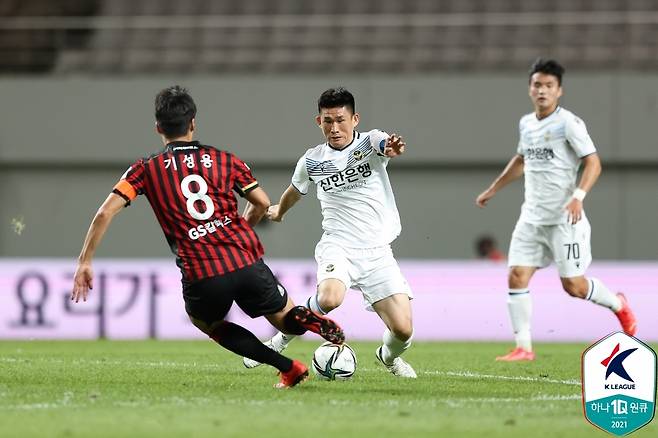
[0,340,656,437]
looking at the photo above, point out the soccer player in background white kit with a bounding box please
[243,87,416,377]
[476,59,637,361]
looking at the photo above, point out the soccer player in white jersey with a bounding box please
[243,87,416,377]
[476,59,637,361]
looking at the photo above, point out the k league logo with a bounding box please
[582,332,656,436]
[602,343,637,384]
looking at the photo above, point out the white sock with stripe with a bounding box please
[585,277,621,312]
[508,289,532,351]
[306,294,328,315]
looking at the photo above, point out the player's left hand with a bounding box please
[71,263,93,303]
[384,134,406,157]
[565,198,583,224]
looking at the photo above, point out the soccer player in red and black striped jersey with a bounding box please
[71,85,344,388]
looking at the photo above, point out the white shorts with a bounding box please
[314,238,413,311]
[508,217,592,278]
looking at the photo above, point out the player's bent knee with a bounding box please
[508,269,531,289]
[391,323,413,342]
[317,284,346,312]
[318,295,341,312]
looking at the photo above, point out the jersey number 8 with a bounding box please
[181,174,214,220]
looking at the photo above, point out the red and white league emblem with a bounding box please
[582,332,656,436]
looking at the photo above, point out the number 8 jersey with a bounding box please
[113,140,264,282]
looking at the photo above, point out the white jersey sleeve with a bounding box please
[516,117,527,155]
[291,153,311,195]
[565,114,596,157]
[368,129,390,156]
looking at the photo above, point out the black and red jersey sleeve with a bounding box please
[232,155,259,197]
[113,159,146,206]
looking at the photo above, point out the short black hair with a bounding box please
[155,85,197,138]
[318,87,355,114]
[528,58,565,85]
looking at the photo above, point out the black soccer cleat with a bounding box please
[290,306,345,345]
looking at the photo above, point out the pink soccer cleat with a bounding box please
[614,293,637,336]
[495,347,536,362]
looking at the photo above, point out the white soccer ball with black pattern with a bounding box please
[312,342,357,380]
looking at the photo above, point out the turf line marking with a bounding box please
[0,358,580,386]
[359,367,580,386]
[430,370,580,386]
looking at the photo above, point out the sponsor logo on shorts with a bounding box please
[326,264,335,272]
[277,284,285,296]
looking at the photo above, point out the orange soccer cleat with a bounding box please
[274,360,309,389]
[495,347,536,362]
[614,293,637,336]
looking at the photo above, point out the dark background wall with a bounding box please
[1,74,656,259]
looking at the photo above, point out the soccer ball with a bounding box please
[311,342,357,380]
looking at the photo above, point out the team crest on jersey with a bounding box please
[352,150,364,161]
[544,131,551,142]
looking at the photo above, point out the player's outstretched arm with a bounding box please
[71,193,126,303]
[565,153,601,224]
[243,187,271,227]
[267,184,302,222]
[384,133,406,157]
[476,154,525,208]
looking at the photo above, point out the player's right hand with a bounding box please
[476,189,495,208]
[71,263,93,303]
[266,204,283,222]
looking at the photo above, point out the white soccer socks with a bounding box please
[507,289,532,351]
[586,277,622,312]
[380,328,413,365]
[377,329,416,378]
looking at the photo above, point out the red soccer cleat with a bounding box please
[495,347,536,362]
[614,293,637,336]
[290,306,345,345]
[274,360,309,389]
